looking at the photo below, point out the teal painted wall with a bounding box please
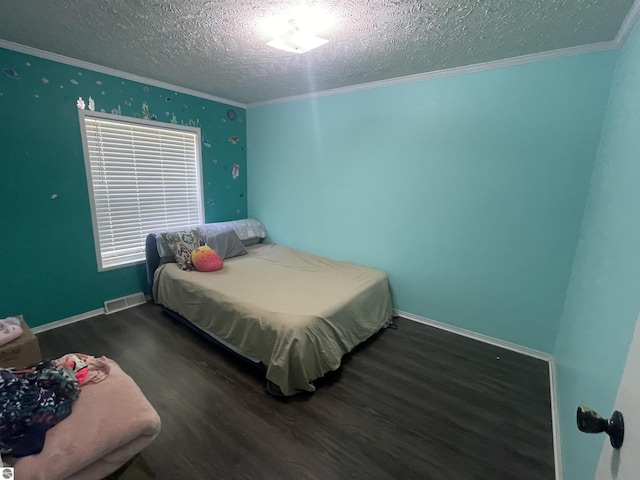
[554,19,640,480]
[247,52,616,353]
[0,48,247,327]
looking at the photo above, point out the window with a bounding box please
[79,110,203,271]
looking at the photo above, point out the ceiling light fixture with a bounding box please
[266,24,328,53]
[263,7,334,54]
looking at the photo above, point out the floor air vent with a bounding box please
[104,292,146,315]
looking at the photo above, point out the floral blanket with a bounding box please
[0,361,80,457]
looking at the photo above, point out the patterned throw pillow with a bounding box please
[161,229,204,271]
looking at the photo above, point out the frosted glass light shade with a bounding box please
[266,30,328,53]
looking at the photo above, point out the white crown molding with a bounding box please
[245,0,638,107]
[248,40,615,108]
[614,0,640,48]
[0,39,246,109]
[394,309,553,361]
[31,308,104,334]
[3,4,636,116]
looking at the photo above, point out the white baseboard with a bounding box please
[32,308,104,334]
[31,291,148,334]
[393,309,561,479]
[394,309,552,360]
[548,358,563,480]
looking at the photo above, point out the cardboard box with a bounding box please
[0,315,42,368]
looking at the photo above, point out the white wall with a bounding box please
[595,314,640,479]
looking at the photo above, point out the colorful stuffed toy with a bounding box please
[191,245,223,272]
[56,353,110,386]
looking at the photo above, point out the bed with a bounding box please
[146,220,393,396]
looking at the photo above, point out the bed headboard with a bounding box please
[145,219,267,294]
[145,232,162,294]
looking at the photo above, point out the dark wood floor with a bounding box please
[37,303,555,480]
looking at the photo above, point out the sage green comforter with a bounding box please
[153,244,392,395]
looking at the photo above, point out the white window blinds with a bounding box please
[80,111,203,270]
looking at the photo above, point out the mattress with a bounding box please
[153,244,392,395]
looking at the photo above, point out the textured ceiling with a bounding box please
[0,0,635,104]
